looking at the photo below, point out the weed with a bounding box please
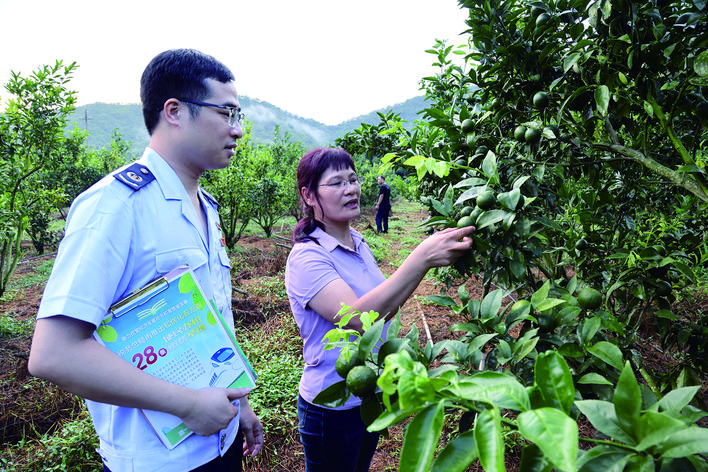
[2,406,100,472]
[247,275,287,305]
[0,313,35,338]
[0,259,54,303]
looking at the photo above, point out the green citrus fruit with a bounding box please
[460,206,474,217]
[536,313,556,333]
[335,347,363,378]
[697,102,708,120]
[655,280,672,296]
[533,91,550,109]
[536,13,551,27]
[476,191,496,210]
[525,127,542,143]
[346,365,378,398]
[461,119,475,133]
[530,6,545,17]
[514,125,528,142]
[577,287,603,310]
[458,215,475,228]
[466,134,476,148]
[470,206,484,223]
[575,239,589,250]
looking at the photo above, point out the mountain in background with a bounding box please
[67,95,429,156]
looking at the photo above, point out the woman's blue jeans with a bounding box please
[297,394,379,472]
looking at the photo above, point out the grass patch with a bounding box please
[0,313,35,339]
[235,313,304,469]
[0,259,54,304]
[1,406,100,472]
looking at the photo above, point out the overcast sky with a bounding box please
[0,0,468,125]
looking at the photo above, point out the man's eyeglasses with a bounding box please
[319,177,360,189]
[178,98,245,127]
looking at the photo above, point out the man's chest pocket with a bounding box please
[155,246,207,274]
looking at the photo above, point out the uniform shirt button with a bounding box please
[220,434,226,450]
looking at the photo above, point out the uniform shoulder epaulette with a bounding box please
[113,163,155,190]
[200,188,220,207]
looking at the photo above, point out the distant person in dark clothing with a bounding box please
[374,175,391,233]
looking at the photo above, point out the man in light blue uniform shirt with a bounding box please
[29,49,263,472]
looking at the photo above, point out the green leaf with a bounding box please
[431,198,449,217]
[431,430,478,472]
[535,297,566,314]
[635,411,689,452]
[643,100,654,117]
[360,394,384,427]
[386,312,401,339]
[518,408,578,472]
[587,341,624,371]
[576,400,636,445]
[399,401,445,472]
[456,372,531,411]
[424,295,458,307]
[481,152,500,185]
[625,454,655,472]
[312,380,350,407]
[595,85,610,116]
[534,351,575,414]
[518,443,553,472]
[477,209,507,230]
[578,316,601,345]
[613,362,640,441]
[480,289,504,318]
[577,373,613,386]
[497,188,521,210]
[659,427,708,459]
[443,185,455,216]
[531,281,551,308]
[655,386,700,413]
[358,318,385,360]
[577,445,631,471]
[563,53,581,73]
[694,50,708,77]
[474,408,505,472]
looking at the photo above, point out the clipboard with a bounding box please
[94,265,256,448]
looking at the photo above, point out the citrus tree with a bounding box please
[202,124,302,245]
[0,60,78,293]
[324,0,708,469]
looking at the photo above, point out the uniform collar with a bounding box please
[140,148,190,201]
[310,226,365,252]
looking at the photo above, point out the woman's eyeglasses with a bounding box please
[318,177,360,189]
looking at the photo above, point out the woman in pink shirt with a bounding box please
[285,147,474,472]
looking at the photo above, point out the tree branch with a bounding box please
[592,143,708,202]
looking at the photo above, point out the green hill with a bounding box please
[67,96,428,157]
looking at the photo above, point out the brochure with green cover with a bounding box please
[94,265,256,449]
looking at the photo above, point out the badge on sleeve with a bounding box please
[113,163,155,190]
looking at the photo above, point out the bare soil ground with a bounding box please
[1,205,706,471]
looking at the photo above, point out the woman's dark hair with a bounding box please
[292,147,356,243]
[140,49,235,135]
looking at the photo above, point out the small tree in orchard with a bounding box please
[202,124,302,246]
[0,60,78,293]
[267,126,304,222]
[201,122,258,249]
[248,137,298,238]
